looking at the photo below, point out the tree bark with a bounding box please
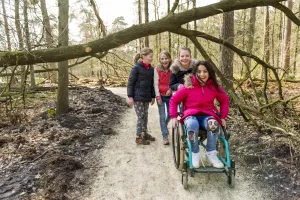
[24,0,35,88]
[40,0,57,83]
[262,6,270,103]
[144,0,149,47]
[14,0,25,84]
[138,0,144,49]
[56,0,69,115]
[1,0,11,50]
[283,0,293,76]
[293,1,300,74]
[193,0,197,58]
[167,0,171,53]
[0,0,290,67]
[245,7,256,76]
[220,0,234,88]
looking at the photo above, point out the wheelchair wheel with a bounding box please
[172,126,181,169]
[182,171,188,189]
[228,169,235,188]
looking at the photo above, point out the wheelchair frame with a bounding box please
[171,116,236,189]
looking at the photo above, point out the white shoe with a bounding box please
[192,152,200,168]
[205,150,224,168]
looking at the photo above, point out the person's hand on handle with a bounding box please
[127,97,134,108]
[172,118,178,128]
[151,98,155,106]
[221,119,226,129]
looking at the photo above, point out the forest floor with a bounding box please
[0,80,299,200]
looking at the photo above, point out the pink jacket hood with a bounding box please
[169,74,230,124]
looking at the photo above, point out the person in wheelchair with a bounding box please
[170,61,230,168]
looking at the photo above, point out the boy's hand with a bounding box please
[127,97,134,107]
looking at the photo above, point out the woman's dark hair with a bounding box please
[192,61,221,92]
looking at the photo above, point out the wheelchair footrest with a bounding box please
[193,166,225,173]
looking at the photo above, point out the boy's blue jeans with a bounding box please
[157,96,171,137]
[184,115,220,153]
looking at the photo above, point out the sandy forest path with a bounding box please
[83,87,270,200]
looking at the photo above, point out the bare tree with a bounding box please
[144,0,149,47]
[1,0,11,51]
[293,1,300,74]
[167,0,171,53]
[192,0,197,58]
[56,0,69,115]
[245,7,256,76]
[283,0,293,76]
[138,0,144,49]
[23,0,35,88]
[220,0,234,88]
[40,0,57,83]
[14,0,25,84]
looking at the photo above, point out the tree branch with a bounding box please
[170,0,179,13]
[0,0,286,67]
[272,2,300,26]
[172,28,284,100]
[88,0,106,36]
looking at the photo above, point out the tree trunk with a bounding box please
[220,1,234,88]
[144,0,149,47]
[262,6,270,103]
[245,7,256,77]
[0,0,291,67]
[138,0,144,49]
[14,0,25,84]
[2,0,11,50]
[283,0,293,76]
[193,0,197,58]
[40,0,57,83]
[24,0,35,88]
[1,0,15,84]
[167,0,171,53]
[56,0,69,115]
[277,9,283,70]
[293,1,300,74]
[271,9,276,67]
[185,0,190,47]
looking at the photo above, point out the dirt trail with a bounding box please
[84,87,270,200]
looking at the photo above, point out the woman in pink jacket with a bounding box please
[170,61,230,169]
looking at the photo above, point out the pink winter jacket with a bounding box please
[169,75,230,124]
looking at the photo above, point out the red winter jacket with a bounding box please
[169,75,230,124]
[154,66,171,97]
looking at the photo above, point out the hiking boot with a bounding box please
[192,152,200,168]
[163,136,169,145]
[205,150,224,168]
[136,135,150,145]
[144,132,156,141]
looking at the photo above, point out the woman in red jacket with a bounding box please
[169,61,230,169]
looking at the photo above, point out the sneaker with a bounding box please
[163,136,169,145]
[136,135,150,145]
[192,152,200,168]
[205,150,224,168]
[144,132,156,141]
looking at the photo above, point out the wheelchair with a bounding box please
[171,109,236,189]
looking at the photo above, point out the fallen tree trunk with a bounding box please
[0,0,286,67]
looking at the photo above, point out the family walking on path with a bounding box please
[127,46,230,168]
